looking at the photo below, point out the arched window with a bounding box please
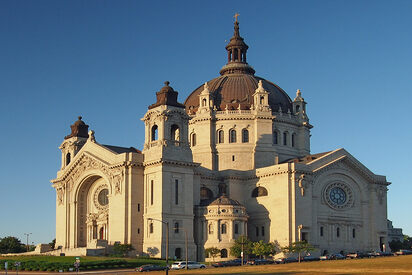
[292,133,296,147]
[217,130,224,143]
[273,131,278,145]
[191,133,196,146]
[242,129,249,143]
[352,228,356,238]
[296,105,300,112]
[221,248,228,258]
[174,222,179,233]
[320,226,324,237]
[260,96,265,105]
[151,125,158,141]
[175,248,182,259]
[235,224,239,234]
[252,186,268,197]
[202,98,207,107]
[171,124,179,143]
[149,223,154,234]
[200,187,213,201]
[337,227,340,238]
[229,129,236,143]
[221,223,227,234]
[208,223,213,234]
[66,153,71,165]
[283,132,288,146]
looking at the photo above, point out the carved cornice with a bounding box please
[143,158,200,168]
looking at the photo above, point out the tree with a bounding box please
[111,243,135,257]
[230,235,253,258]
[282,241,316,263]
[204,247,220,262]
[252,240,280,259]
[49,238,56,250]
[0,236,25,254]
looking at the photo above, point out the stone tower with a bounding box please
[142,82,197,259]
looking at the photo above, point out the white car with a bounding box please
[171,261,206,269]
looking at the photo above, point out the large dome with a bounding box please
[184,20,292,114]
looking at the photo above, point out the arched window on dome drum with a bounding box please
[171,124,180,144]
[221,248,228,258]
[252,186,268,197]
[234,49,239,61]
[191,133,196,146]
[221,223,227,234]
[151,125,158,141]
[296,105,300,112]
[66,153,71,165]
[291,133,296,147]
[242,129,249,143]
[283,132,288,146]
[273,131,278,145]
[229,129,237,143]
[217,130,224,143]
[200,187,213,201]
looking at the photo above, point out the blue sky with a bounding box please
[0,0,411,245]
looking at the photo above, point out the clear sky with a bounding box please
[0,0,411,245]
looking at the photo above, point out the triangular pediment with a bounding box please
[306,148,389,185]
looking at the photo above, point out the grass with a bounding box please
[124,255,412,275]
[0,255,166,271]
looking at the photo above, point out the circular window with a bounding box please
[329,187,346,205]
[324,182,353,210]
[98,189,109,206]
[94,184,109,210]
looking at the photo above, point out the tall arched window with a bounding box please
[208,223,213,234]
[273,131,278,144]
[217,130,224,143]
[151,125,158,141]
[283,132,288,146]
[252,186,268,197]
[292,133,296,147]
[221,248,228,258]
[229,129,236,143]
[66,153,71,165]
[149,223,153,233]
[191,133,196,146]
[171,124,179,143]
[242,129,249,143]
[337,227,340,238]
[221,223,227,234]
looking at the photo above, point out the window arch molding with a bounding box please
[252,186,268,197]
[229,129,237,143]
[242,128,249,143]
[217,129,224,144]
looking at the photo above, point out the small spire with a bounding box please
[234,13,240,23]
[164,81,170,86]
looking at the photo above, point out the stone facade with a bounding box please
[52,20,390,260]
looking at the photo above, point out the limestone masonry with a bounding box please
[52,20,390,260]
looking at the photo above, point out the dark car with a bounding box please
[136,264,167,272]
[211,261,225,267]
[396,249,412,255]
[301,256,320,262]
[330,253,346,260]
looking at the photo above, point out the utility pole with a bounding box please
[24,233,32,252]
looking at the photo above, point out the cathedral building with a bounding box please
[51,20,390,260]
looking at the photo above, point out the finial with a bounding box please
[297,89,301,96]
[258,80,263,89]
[234,13,240,23]
[164,81,170,86]
[204,82,209,89]
[78,116,82,120]
[88,130,96,142]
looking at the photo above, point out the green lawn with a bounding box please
[0,255,166,272]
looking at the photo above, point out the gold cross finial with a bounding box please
[234,13,240,23]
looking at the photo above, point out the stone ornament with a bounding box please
[93,184,109,210]
[324,182,354,210]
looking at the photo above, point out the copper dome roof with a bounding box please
[209,194,242,206]
[184,19,292,114]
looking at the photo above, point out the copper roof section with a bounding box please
[64,116,89,139]
[149,81,185,110]
[184,19,292,114]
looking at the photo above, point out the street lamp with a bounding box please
[148,218,169,275]
[24,233,32,252]
[173,226,188,270]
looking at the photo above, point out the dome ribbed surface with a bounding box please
[209,195,242,206]
[184,74,292,114]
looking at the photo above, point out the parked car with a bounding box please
[396,249,412,255]
[275,257,298,264]
[330,253,346,260]
[171,261,206,270]
[136,265,168,272]
[346,252,368,259]
[301,256,320,262]
[247,258,274,265]
[211,261,225,267]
